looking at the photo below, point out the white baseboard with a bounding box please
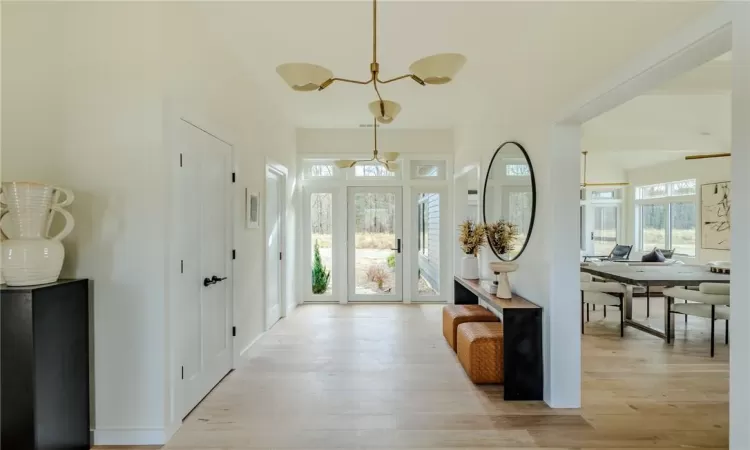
[91,427,172,446]
[238,332,265,359]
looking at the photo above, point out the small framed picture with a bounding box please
[246,189,260,229]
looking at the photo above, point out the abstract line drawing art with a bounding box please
[701,181,731,250]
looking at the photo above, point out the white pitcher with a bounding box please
[0,182,75,286]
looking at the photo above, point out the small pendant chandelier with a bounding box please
[333,118,399,172]
[276,0,466,125]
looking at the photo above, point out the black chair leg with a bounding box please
[666,296,671,344]
[587,303,590,322]
[620,295,624,337]
[684,299,688,324]
[604,305,607,318]
[710,305,716,358]
[646,286,650,318]
[593,305,596,311]
[725,320,729,345]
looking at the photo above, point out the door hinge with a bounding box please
[280,252,283,261]
[180,260,184,274]
[232,326,236,337]
[232,249,236,260]
[181,366,184,380]
[232,172,236,183]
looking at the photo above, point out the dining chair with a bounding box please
[581,272,625,337]
[663,283,730,357]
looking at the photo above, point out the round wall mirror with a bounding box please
[483,141,537,261]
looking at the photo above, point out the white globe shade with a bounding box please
[409,53,467,85]
[276,63,333,91]
[368,100,402,124]
[381,152,399,162]
[385,161,400,172]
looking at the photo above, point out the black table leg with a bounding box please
[646,285,650,318]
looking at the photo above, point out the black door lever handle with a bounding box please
[203,276,228,287]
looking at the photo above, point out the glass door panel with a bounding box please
[592,205,619,255]
[310,192,333,297]
[347,187,402,301]
[414,189,445,301]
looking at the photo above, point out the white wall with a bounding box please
[3,3,169,440]
[297,128,453,156]
[2,2,296,445]
[455,121,573,405]
[623,157,731,263]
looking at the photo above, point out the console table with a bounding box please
[454,276,543,401]
[1,279,90,450]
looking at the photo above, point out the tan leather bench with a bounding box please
[442,305,499,351]
[456,322,504,384]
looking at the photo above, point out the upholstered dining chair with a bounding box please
[581,272,626,337]
[663,283,730,357]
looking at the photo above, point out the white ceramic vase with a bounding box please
[489,261,518,299]
[0,182,74,286]
[461,254,479,280]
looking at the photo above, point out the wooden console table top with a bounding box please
[454,276,541,310]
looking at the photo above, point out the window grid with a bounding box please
[635,179,697,257]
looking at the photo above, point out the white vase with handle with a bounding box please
[0,182,75,286]
[461,253,480,280]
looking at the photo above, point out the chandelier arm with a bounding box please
[372,79,384,104]
[320,76,374,90]
[376,73,415,84]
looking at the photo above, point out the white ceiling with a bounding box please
[197,1,717,130]
[583,52,731,170]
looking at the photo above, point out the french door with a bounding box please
[347,186,403,302]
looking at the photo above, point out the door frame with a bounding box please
[265,162,287,330]
[347,186,404,302]
[168,116,235,424]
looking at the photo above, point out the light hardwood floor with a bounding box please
[112,301,729,449]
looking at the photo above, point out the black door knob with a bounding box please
[211,275,228,283]
[203,277,215,287]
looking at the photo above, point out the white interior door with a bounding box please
[347,186,403,302]
[265,168,283,328]
[177,120,232,419]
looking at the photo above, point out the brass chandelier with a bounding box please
[276,0,466,172]
[333,118,399,171]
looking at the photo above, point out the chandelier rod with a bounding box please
[373,0,377,64]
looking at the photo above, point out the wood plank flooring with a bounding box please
[113,302,729,449]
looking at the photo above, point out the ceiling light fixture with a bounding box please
[334,118,400,172]
[276,0,466,124]
[685,152,731,160]
[581,151,630,187]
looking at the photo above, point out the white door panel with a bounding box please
[177,120,232,418]
[265,168,282,329]
[347,186,403,302]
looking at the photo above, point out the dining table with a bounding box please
[580,263,730,340]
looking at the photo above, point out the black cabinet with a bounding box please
[1,279,90,450]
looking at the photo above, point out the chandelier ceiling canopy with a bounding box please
[276,0,466,124]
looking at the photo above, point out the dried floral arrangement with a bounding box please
[458,219,486,256]
[485,220,520,255]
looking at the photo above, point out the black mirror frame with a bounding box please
[482,141,537,261]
